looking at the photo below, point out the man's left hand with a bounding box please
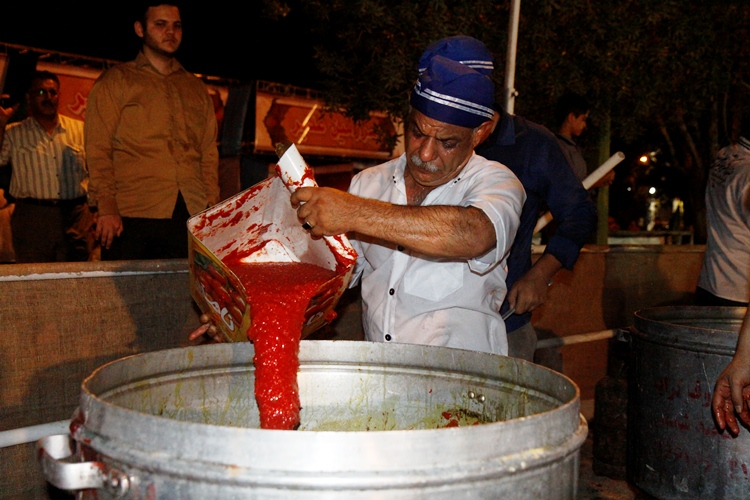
[592,170,616,189]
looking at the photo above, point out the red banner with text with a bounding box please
[254,91,399,160]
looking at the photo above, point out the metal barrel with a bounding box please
[629,306,750,499]
[39,341,587,499]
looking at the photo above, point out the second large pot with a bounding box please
[629,306,750,499]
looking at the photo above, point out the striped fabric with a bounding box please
[419,58,494,75]
[0,115,87,200]
[418,36,495,77]
[410,56,494,128]
[413,80,495,120]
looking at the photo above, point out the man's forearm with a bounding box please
[86,151,118,215]
[201,152,220,206]
[527,253,564,284]
[351,199,495,259]
[84,78,123,216]
[736,312,750,359]
[200,105,220,206]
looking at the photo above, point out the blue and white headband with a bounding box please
[418,36,495,77]
[410,55,494,129]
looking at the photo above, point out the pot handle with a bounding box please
[36,434,130,496]
[614,327,632,343]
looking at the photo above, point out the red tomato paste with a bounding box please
[222,259,337,430]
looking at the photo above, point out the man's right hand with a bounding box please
[95,214,124,249]
[0,102,20,127]
[188,314,224,343]
[506,273,552,315]
[506,253,563,314]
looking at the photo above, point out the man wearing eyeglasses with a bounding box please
[0,71,94,262]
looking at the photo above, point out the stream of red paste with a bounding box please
[222,259,337,430]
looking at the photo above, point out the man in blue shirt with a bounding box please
[479,108,597,360]
[420,36,597,360]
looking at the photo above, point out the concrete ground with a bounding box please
[577,429,650,500]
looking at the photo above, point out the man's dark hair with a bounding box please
[554,92,590,127]
[136,1,182,26]
[28,71,59,89]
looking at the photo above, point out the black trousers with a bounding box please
[694,286,749,307]
[102,192,192,261]
[11,197,95,263]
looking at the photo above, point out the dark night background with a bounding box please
[2,2,320,88]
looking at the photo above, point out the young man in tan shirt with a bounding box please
[85,2,219,260]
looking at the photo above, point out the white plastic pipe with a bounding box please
[276,143,356,259]
[504,0,521,114]
[582,151,625,190]
[0,420,70,449]
[276,142,317,192]
[534,151,625,234]
[0,268,187,282]
[535,329,615,350]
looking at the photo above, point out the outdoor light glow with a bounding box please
[639,155,649,164]
[649,187,656,195]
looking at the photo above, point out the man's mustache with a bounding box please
[410,155,438,172]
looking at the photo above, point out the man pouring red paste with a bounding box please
[291,55,525,354]
[191,47,526,427]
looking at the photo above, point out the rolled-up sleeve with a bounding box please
[465,162,525,274]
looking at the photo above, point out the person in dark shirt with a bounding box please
[554,92,590,183]
[421,36,597,360]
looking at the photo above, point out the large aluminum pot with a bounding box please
[38,341,587,499]
[629,306,750,499]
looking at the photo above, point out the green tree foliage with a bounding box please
[266,0,746,140]
[264,0,509,122]
[265,0,749,239]
[509,0,748,239]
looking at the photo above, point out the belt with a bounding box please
[19,196,87,207]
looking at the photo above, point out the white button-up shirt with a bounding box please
[0,114,87,200]
[349,152,525,355]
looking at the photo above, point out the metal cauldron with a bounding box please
[38,341,587,498]
[628,306,750,498]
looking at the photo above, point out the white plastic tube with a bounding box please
[276,143,356,259]
[276,143,317,192]
[534,151,625,234]
[582,151,625,190]
[535,329,615,350]
[0,420,70,449]
[504,0,521,114]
